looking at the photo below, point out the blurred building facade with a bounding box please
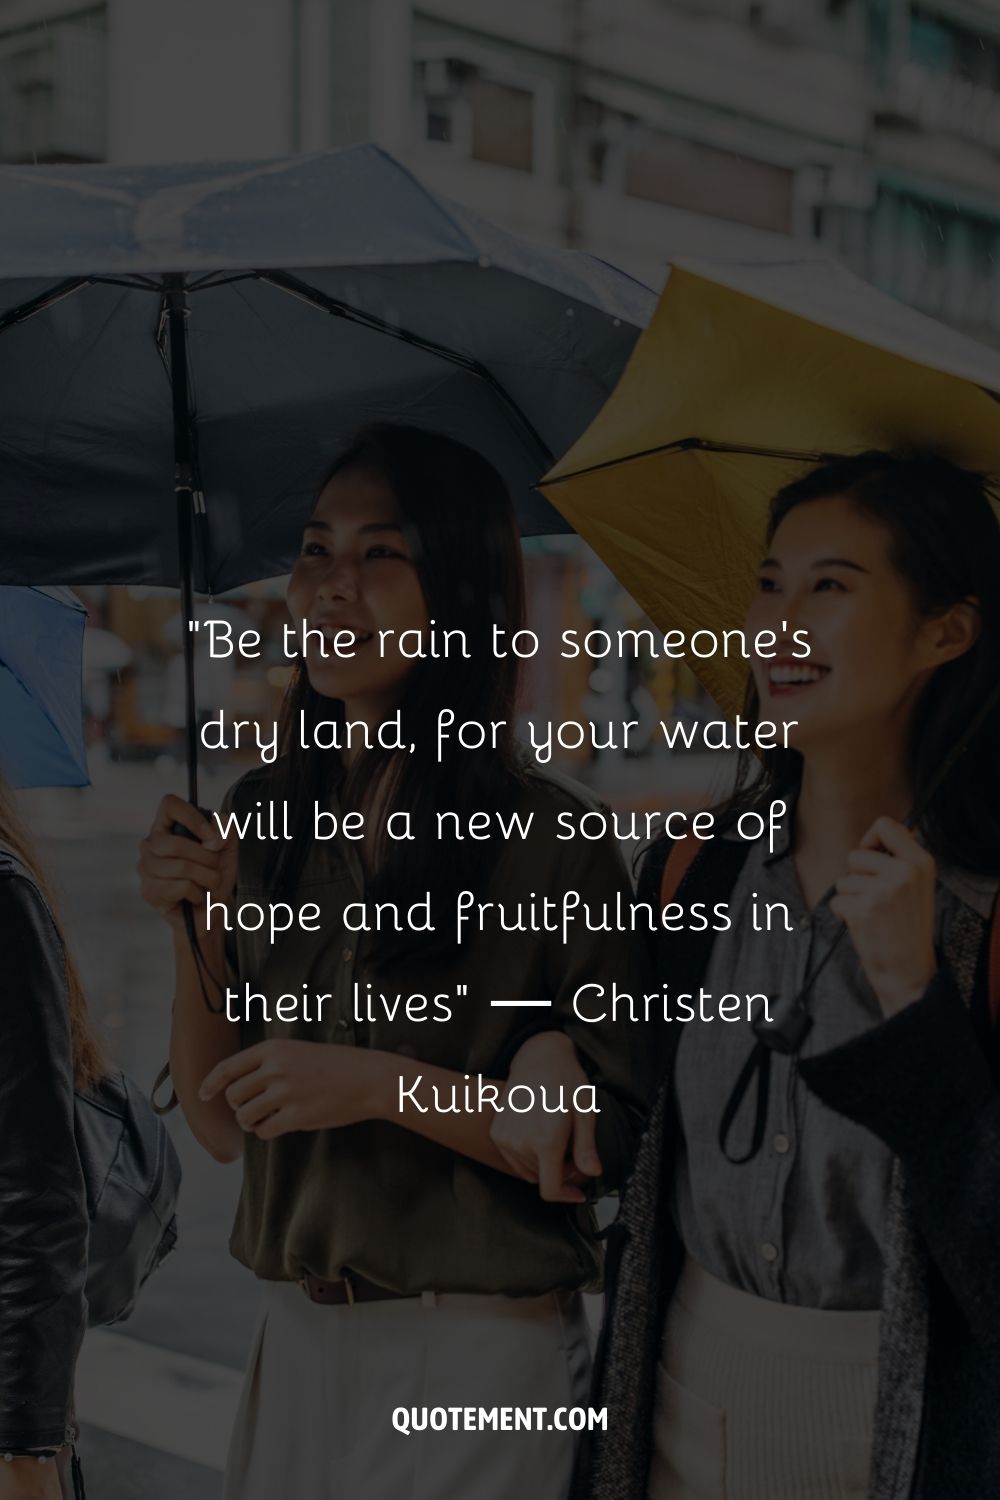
[0,0,999,339]
[2,0,998,773]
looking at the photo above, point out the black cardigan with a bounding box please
[801,961,1000,1497]
[575,838,1000,1500]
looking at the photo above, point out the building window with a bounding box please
[909,13,952,72]
[0,8,106,164]
[870,188,1000,335]
[581,98,794,236]
[413,50,550,175]
[890,6,1000,151]
[468,76,534,172]
[624,134,793,234]
[910,7,1000,87]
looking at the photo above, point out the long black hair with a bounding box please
[718,450,1000,875]
[266,424,528,963]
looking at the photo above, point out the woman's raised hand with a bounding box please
[831,816,938,1018]
[137,794,237,932]
[490,1031,602,1204]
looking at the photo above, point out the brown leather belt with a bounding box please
[300,1271,414,1306]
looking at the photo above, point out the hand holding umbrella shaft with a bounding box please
[138,795,236,932]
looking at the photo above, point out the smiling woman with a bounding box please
[744,471,985,775]
[540,449,1000,1500]
[137,422,657,1500]
[286,462,433,721]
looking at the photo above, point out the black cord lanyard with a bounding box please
[717,915,846,1164]
[717,1031,772,1166]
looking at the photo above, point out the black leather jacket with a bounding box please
[0,853,87,1448]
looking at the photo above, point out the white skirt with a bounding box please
[650,1259,881,1500]
[224,1282,593,1500]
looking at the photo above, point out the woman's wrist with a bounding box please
[173,919,225,962]
[872,949,938,1018]
[351,1048,397,1123]
[507,1029,578,1081]
[0,1452,64,1499]
[172,922,229,1019]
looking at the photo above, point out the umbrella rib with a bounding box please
[253,268,554,467]
[90,274,163,291]
[539,437,828,487]
[187,272,259,292]
[0,277,94,333]
[0,273,161,335]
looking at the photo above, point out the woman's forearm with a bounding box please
[169,924,244,1163]
[372,1053,518,1176]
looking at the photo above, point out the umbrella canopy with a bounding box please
[0,145,653,593]
[0,586,88,789]
[539,255,1000,715]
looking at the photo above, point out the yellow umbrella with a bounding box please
[539,256,1000,716]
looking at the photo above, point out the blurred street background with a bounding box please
[3,0,1000,1491]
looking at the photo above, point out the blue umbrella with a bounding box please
[0,144,655,805]
[0,586,88,789]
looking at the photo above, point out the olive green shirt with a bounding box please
[219,759,656,1296]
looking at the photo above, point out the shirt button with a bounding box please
[761,1242,779,1263]
[341,947,353,963]
[798,913,811,931]
[773,1133,791,1155]
[336,1016,350,1031]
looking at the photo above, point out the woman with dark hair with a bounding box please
[137,425,654,1500]
[498,452,1000,1499]
[0,777,104,1500]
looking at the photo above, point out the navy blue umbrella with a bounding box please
[0,586,88,789]
[0,144,654,804]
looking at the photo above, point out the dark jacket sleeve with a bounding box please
[0,869,87,1448]
[800,966,1000,1350]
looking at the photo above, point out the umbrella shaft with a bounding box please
[165,275,200,810]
